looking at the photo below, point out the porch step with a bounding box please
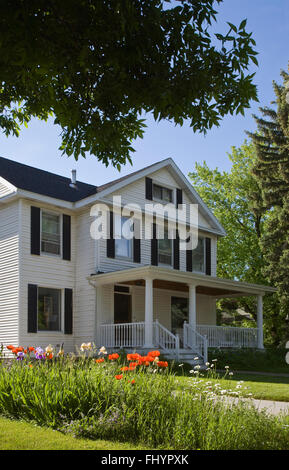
[164,349,206,367]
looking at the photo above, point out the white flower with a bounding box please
[194,365,201,370]
[98,346,107,355]
[205,362,210,366]
[225,366,229,369]
[229,372,233,376]
[194,357,199,360]
[178,363,184,367]
[45,344,54,354]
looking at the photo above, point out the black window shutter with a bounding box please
[62,214,71,261]
[176,188,183,208]
[107,211,115,258]
[64,288,73,334]
[133,219,141,263]
[28,284,38,333]
[31,206,40,255]
[205,237,211,275]
[145,177,153,200]
[151,222,158,266]
[173,228,180,270]
[186,248,192,272]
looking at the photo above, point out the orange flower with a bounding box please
[148,350,160,358]
[115,374,123,380]
[95,358,105,363]
[157,361,168,368]
[6,345,15,351]
[127,353,141,361]
[121,366,129,371]
[109,353,119,360]
[130,379,136,384]
[28,347,35,352]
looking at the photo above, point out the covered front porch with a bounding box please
[88,266,275,362]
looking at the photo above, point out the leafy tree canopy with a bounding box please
[0,0,258,168]
[189,141,284,346]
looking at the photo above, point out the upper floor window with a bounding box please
[158,225,173,266]
[41,211,61,255]
[115,215,133,260]
[192,237,205,273]
[38,287,61,331]
[152,183,173,203]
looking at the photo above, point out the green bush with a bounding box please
[208,348,289,374]
[0,353,288,450]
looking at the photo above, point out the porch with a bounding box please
[88,266,276,362]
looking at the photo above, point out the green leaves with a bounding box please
[0,0,258,167]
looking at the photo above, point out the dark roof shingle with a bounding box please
[0,156,97,202]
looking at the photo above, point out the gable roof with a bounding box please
[0,155,226,236]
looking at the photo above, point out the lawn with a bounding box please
[0,416,149,450]
[176,372,289,402]
[1,345,289,450]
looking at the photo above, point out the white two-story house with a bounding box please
[0,156,275,362]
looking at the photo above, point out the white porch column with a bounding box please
[257,294,264,349]
[95,285,102,346]
[188,283,197,330]
[144,277,154,348]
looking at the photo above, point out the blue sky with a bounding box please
[1,0,288,186]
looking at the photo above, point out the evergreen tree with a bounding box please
[248,67,289,345]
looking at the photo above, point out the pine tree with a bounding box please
[248,67,289,345]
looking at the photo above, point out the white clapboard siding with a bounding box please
[18,200,76,352]
[0,201,19,351]
[74,208,97,346]
[0,178,15,199]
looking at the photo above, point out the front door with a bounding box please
[171,297,188,346]
[114,289,132,346]
[114,293,132,324]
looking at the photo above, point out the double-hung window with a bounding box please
[37,287,61,331]
[115,215,133,260]
[158,225,173,266]
[41,211,61,255]
[152,183,173,203]
[192,237,205,273]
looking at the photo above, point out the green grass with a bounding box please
[177,372,289,402]
[0,416,148,450]
[0,354,289,450]
[208,348,289,374]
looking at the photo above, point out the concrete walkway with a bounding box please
[222,396,289,416]
[217,369,289,378]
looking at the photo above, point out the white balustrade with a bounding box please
[196,325,258,348]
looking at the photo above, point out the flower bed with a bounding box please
[0,342,288,450]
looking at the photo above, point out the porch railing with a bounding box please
[99,322,145,348]
[183,321,208,363]
[153,319,180,360]
[196,325,258,348]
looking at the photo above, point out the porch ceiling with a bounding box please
[88,266,276,297]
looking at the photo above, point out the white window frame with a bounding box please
[157,224,173,268]
[114,215,134,261]
[152,180,175,205]
[40,209,62,257]
[37,286,63,333]
[192,236,206,274]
